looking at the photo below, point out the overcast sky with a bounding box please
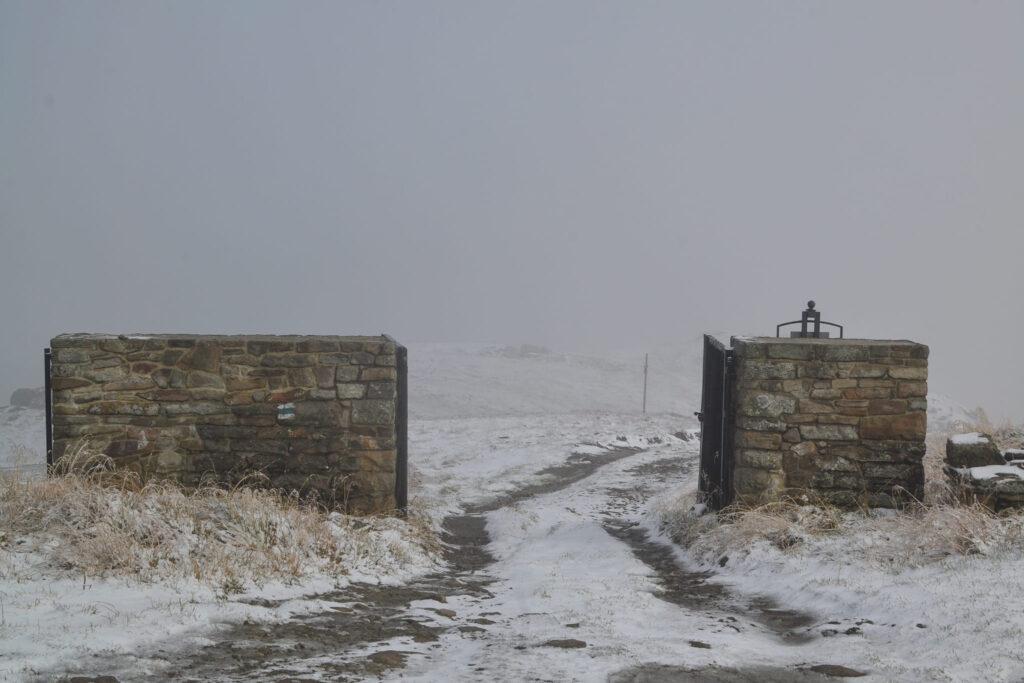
[1,1,1022,419]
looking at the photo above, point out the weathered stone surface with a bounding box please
[889,366,928,380]
[799,424,858,441]
[51,378,92,391]
[739,393,797,418]
[56,349,90,363]
[361,367,397,381]
[735,430,782,450]
[352,400,395,425]
[867,399,907,415]
[897,381,927,398]
[261,353,315,367]
[735,415,786,432]
[336,383,367,399]
[366,382,396,399]
[945,433,1004,468]
[741,361,796,380]
[861,413,926,441]
[178,341,221,372]
[187,372,225,389]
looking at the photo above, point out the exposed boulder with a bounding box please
[945,432,1003,468]
[10,387,45,410]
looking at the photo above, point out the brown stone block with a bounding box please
[860,413,926,441]
[153,368,188,389]
[366,382,396,399]
[867,399,907,415]
[889,366,928,380]
[848,364,888,378]
[783,414,818,424]
[783,379,813,393]
[103,377,155,392]
[810,389,842,400]
[741,361,797,380]
[288,367,317,387]
[52,377,92,390]
[87,401,160,416]
[896,381,927,398]
[318,353,351,365]
[131,362,159,374]
[790,441,817,457]
[758,380,783,392]
[225,376,265,391]
[735,415,786,432]
[177,341,221,372]
[137,389,190,402]
[361,367,397,381]
[799,424,858,441]
[267,388,307,403]
[164,401,227,416]
[261,353,315,367]
[735,430,782,450]
[798,363,836,379]
[835,399,869,416]
[767,344,815,360]
[314,366,336,389]
[247,340,295,355]
[832,379,858,389]
[816,414,861,426]
[798,399,834,414]
[843,388,893,400]
[187,371,225,389]
[224,391,253,406]
[822,346,869,362]
[84,366,128,383]
[375,355,397,367]
[296,340,339,353]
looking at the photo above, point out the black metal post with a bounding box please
[394,343,408,514]
[44,348,53,470]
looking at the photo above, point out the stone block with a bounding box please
[766,344,815,360]
[366,382,396,399]
[336,383,367,399]
[848,364,888,378]
[799,424,858,441]
[735,430,782,450]
[261,353,315,367]
[835,399,869,416]
[84,366,128,383]
[897,381,927,398]
[288,367,317,387]
[52,377,92,390]
[351,400,395,426]
[187,372,225,389]
[164,402,228,416]
[945,433,1004,468]
[361,367,397,381]
[867,399,907,415]
[741,361,796,380]
[296,339,340,353]
[103,377,155,392]
[798,363,836,379]
[55,349,90,364]
[178,341,221,372]
[739,393,797,418]
[318,353,351,365]
[735,415,786,432]
[889,366,928,380]
[843,388,893,400]
[823,346,869,362]
[860,413,926,441]
[225,376,265,392]
[798,399,834,414]
[314,366,336,389]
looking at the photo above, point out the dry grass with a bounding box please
[659,421,1024,571]
[0,441,441,594]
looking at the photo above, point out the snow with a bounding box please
[951,432,990,445]
[959,465,1024,481]
[3,338,1024,680]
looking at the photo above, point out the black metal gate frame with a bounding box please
[697,335,733,510]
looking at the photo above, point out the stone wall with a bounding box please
[49,334,404,514]
[730,337,928,508]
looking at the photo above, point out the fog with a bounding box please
[2,2,1022,419]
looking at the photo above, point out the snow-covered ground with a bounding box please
[1,339,1022,681]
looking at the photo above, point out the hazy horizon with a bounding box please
[2,1,1022,419]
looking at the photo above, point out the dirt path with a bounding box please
[55,444,855,682]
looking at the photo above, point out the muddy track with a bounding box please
[52,448,643,682]
[54,445,826,682]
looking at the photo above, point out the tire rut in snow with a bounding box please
[601,457,816,644]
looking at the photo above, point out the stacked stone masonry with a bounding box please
[49,334,402,514]
[730,337,928,508]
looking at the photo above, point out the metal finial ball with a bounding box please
[807,300,816,310]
